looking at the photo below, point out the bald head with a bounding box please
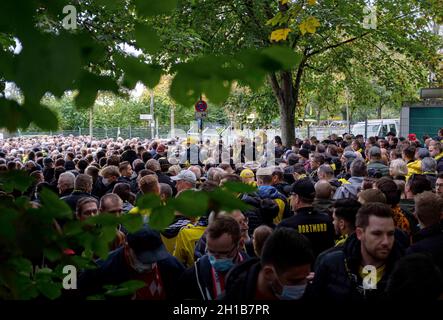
[99,193,123,215]
[315,180,332,200]
[189,166,202,180]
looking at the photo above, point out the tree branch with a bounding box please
[305,63,331,73]
[268,72,283,106]
[306,31,371,58]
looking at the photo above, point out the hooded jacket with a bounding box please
[333,176,364,200]
[160,215,191,254]
[77,246,185,300]
[367,161,390,178]
[257,185,291,224]
[406,160,422,179]
[305,233,404,301]
[241,193,279,236]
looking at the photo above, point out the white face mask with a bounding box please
[102,177,110,186]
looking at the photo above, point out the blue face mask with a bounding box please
[277,284,306,300]
[272,268,307,300]
[208,255,234,273]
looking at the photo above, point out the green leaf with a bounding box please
[43,248,62,262]
[169,190,208,217]
[74,72,119,110]
[202,77,231,105]
[0,170,33,193]
[104,280,146,297]
[148,205,175,230]
[262,46,302,71]
[136,193,162,210]
[39,189,72,220]
[222,182,257,194]
[134,0,178,16]
[0,99,31,132]
[0,50,14,78]
[134,23,161,54]
[0,208,17,240]
[92,236,110,260]
[9,257,33,275]
[15,32,82,102]
[119,214,144,233]
[25,103,58,131]
[208,189,251,212]
[84,213,120,227]
[114,54,162,89]
[67,255,97,270]
[35,267,53,277]
[63,220,84,236]
[36,279,62,300]
[13,273,39,299]
[169,71,200,107]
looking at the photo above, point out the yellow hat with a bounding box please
[240,169,255,179]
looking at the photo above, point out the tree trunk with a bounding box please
[377,104,382,119]
[279,102,296,147]
[268,61,305,147]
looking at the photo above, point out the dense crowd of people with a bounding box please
[1,128,443,301]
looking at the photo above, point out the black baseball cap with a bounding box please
[290,178,315,200]
[127,227,170,264]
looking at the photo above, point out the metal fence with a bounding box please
[11,126,186,140]
[9,124,221,140]
[7,124,356,142]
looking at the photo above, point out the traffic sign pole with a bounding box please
[195,99,208,145]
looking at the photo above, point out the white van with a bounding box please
[351,119,399,138]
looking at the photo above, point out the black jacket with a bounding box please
[273,182,290,197]
[221,258,262,301]
[117,176,132,185]
[407,221,443,272]
[43,167,55,183]
[177,253,249,300]
[61,191,97,213]
[278,206,335,257]
[156,171,177,196]
[94,180,117,198]
[313,199,334,217]
[241,193,279,236]
[305,233,405,301]
[78,246,185,299]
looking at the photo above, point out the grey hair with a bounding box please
[421,157,437,173]
[389,159,408,177]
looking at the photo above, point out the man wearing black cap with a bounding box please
[78,227,185,300]
[278,178,335,257]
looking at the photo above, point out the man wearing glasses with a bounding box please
[177,215,247,300]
